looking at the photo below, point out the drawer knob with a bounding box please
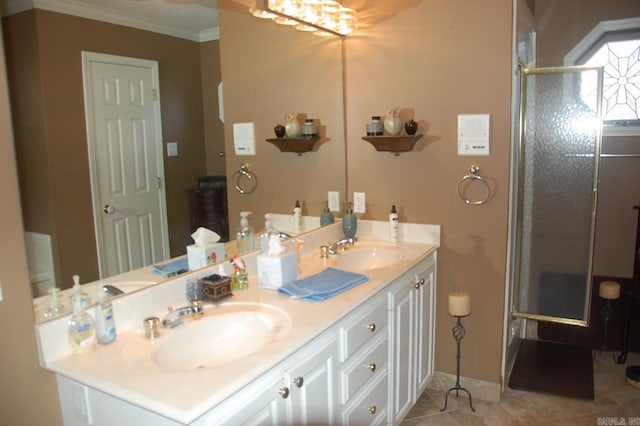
[368,406,377,415]
[293,377,304,388]
[278,387,289,399]
[367,363,376,372]
[366,323,376,332]
[414,278,425,289]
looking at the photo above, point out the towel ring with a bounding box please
[233,163,257,194]
[457,165,490,205]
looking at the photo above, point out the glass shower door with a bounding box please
[513,66,603,325]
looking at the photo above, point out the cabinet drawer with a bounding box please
[339,297,387,361]
[341,370,388,426]
[340,333,388,403]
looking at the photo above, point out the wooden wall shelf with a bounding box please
[266,136,319,154]
[362,135,423,153]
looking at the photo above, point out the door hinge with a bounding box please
[157,177,162,189]
[152,88,158,101]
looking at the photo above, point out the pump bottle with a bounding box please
[389,205,400,242]
[320,202,335,227]
[95,291,117,345]
[260,213,275,254]
[293,200,303,234]
[236,211,255,254]
[342,202,357,239]
[68,294,97,355]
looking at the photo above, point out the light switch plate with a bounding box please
[328,191,340,212]
[233,122,256,156]
[166,142,178,157]
[457,114,490,156]
[353,192,366,214]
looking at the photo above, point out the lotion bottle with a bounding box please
[95,291,117,345]
[68,294,97,355]
[342,202,357,239]
[389,205,400,242]
[293,200,303,234]
[236,211,254,254]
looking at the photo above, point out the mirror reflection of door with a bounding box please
[82,52,170,278]
[513,65,603,325]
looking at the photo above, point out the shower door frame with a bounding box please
[512,64,603,327]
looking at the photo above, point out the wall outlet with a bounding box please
[353,192,366,214]
[328,191,340,212]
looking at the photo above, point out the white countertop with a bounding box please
[35,221,439,424]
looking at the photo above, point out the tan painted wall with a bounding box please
[2,10,222,288]
[0,22,63,426]
[219,0,347,234]
[344,0,513,383]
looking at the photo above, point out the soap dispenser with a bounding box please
[71,274,90,311]
[260,213,275,254]
[293,200,303,234]
[95,291,117,345]
[236,211,255,254]
[342,202,357,239]
[320,202,335,227]
[68,294,97,355]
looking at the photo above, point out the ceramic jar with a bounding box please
[384,107,402,136]
[284,113,302,137]
[405,119,418,135]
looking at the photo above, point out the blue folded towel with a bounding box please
[278,267,369,302]
[153,257,188,275]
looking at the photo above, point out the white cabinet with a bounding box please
[219,333,338,426]
[388,256,436,424]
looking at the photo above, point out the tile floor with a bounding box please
[402,352,640,425]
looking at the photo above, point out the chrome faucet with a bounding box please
[161,300,204,328]
[326,237,356,256]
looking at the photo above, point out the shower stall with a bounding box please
[513,65,603,326]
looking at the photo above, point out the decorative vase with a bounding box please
[384,107,402,136]
[274,124,286,138]
[405,119,418,135]
[284,113,302,137]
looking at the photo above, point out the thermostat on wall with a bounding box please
[457,114,490,156]
[233,122,256,156]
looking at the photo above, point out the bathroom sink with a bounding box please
[331,242,404,271]
[151,302,292,371]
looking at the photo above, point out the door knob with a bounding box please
[293,377,304,388]
[103,205,115,214]
[278,387,289,399]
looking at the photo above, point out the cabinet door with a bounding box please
[415,260,436,397]
[220,374,287,426]
[389,278,415,424]
[285,335,338,425]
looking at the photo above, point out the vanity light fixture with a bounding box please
[249,0,357,37]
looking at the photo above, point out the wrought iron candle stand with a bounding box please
[441,316,475,412]
[599,299,613,352]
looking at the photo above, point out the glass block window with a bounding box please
[583,39,640,125]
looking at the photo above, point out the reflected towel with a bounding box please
[153,257,188,275]
[278,267,369,302]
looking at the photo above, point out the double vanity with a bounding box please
[35,220,440,425]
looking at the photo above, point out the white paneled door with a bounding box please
[82,52,169,278]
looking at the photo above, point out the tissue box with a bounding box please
[187,243,226,270]
[257,251,297,290]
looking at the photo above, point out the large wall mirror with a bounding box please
[1,0,346,310]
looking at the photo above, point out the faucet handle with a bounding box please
[191,300,204,320]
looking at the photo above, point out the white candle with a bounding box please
[599,281,620,300]
[448,291,471,316]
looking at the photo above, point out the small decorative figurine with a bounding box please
[274,124,286,138]
[384,107,403,136]
[405,119,418,135]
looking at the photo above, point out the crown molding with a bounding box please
[5,0,219,42]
